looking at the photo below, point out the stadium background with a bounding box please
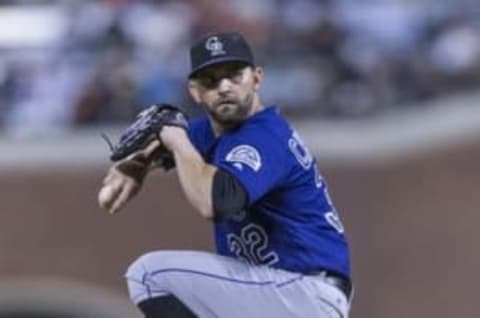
[0,0,479,317]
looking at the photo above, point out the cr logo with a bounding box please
[205,36,226,56]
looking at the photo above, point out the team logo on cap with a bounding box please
[205,36,226,56]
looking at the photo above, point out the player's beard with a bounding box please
[207,91,254,129]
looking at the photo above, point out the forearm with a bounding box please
[170,137,217,219]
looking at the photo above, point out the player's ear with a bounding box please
[188,80,201,103]
[252,66,263,90]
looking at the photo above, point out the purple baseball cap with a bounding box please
[189,32,255,78]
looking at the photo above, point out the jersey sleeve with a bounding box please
[214,132,288,205]
[187,118,204,152]
[187,117,214,159]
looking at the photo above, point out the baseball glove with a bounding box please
[107,104,188,170]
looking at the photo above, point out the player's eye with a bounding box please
[197,75,219,88]
[196,67,245,89]
[229,70,244,83]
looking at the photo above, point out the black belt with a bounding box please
[309,270,352,300]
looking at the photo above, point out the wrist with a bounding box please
[161,126,190,152]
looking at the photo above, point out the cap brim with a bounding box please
[189,56,254,78]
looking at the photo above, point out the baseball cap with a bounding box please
[189,32,255,78]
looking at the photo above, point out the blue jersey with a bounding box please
[188,106,350,278]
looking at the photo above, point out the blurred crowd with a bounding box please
[1,0,480,137]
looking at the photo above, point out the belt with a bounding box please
[309,270,353,300]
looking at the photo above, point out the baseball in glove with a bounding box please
[106,104,188,170]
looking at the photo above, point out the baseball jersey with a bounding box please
[188,106,350,278]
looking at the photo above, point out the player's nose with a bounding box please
[217,78,233,94]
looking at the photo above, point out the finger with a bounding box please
[109,179,139,215]
[98,183,122,210]
[108,182,135,215]
[100,174,124,207]
[104,165,123,184]
[144,139,162,157]
[102,185,122,212]
[103,171,114,185]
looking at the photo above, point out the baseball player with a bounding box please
[99,32,352,318]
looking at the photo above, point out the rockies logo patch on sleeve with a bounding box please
[226,145,262,172]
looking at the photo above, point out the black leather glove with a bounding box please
[108,104,188,170]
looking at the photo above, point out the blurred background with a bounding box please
[0,0,479,317]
